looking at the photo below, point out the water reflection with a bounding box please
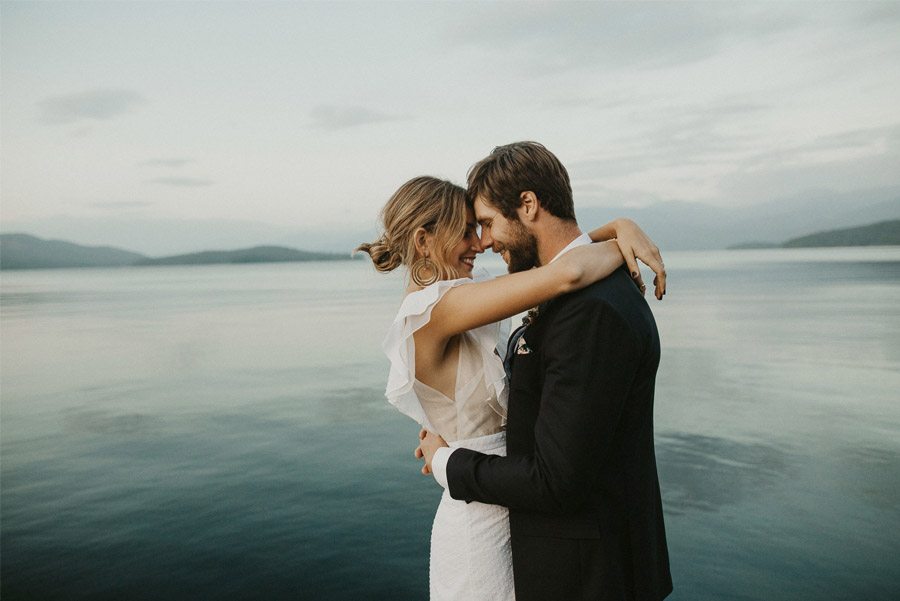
[656,432,792,514]
[838,445,900,512]
[62,408,164,436]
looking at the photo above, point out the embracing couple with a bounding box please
[358,142,672,601]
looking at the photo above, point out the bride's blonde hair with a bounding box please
[356,176,468,281]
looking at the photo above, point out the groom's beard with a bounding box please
[504,219,540,273]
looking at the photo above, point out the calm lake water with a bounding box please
[2,248,899,600]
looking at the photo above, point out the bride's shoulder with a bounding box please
[394,273,488,322]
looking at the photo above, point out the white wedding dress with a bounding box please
[383,274,515,601]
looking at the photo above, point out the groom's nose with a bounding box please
[480,228,493,250]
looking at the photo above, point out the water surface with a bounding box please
[2,248,899,600]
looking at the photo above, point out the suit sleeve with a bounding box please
[446,295,641,513]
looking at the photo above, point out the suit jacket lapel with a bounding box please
[504,323,528,381]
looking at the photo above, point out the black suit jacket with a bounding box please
[446,267,672,601]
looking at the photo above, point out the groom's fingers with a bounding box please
[421,463,431,475]
[418,428,427,440]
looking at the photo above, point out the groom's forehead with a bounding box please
[473,196,498,220]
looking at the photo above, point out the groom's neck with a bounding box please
[536,219,583,266]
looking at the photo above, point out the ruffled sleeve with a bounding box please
[382,269,509,429]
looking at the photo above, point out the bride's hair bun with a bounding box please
[355,237,401,273]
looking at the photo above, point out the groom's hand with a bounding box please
[415,428,448,476]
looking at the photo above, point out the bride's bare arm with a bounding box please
[426,240,625,339]
[587,218,666,300]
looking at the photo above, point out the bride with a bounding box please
[357,175,664,600]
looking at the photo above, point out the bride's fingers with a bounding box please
[633,272,646,295]
[653,269,666,300]
[623,249,640,281]
[639,255,666,300]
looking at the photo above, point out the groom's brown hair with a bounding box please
[466,141,576,222]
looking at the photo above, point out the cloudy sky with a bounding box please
[2,1,899,248]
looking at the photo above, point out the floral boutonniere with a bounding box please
[515,334,532,355]
[522,306,540,327]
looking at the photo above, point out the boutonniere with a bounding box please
[522,306,540,327]
[515,334,532,355]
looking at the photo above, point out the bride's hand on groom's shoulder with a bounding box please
[611,218,667,300]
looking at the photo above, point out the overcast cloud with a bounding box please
[141,158,194,168]
[91,201,155,210]
[145,177,214,188]
[36,88,145,124]
[309,105,409,131]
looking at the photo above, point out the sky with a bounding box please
[2,0,899,250]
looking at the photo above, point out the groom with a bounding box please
[418,142,673,601]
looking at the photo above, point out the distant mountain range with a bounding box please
[3,218,898,271]
[729,219,900,249]
[0,234,145,269]
[133,246,352,266]
[0,234,355,270]
[3,186,898,255]
[783,219,900,248]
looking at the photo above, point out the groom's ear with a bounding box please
[517,191,539,223]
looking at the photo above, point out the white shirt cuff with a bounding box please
[432,446,456,489]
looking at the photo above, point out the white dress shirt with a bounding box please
[431,232,592,488]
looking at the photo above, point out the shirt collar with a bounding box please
[548,232,592,264]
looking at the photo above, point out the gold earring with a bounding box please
[411,256,438,287]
